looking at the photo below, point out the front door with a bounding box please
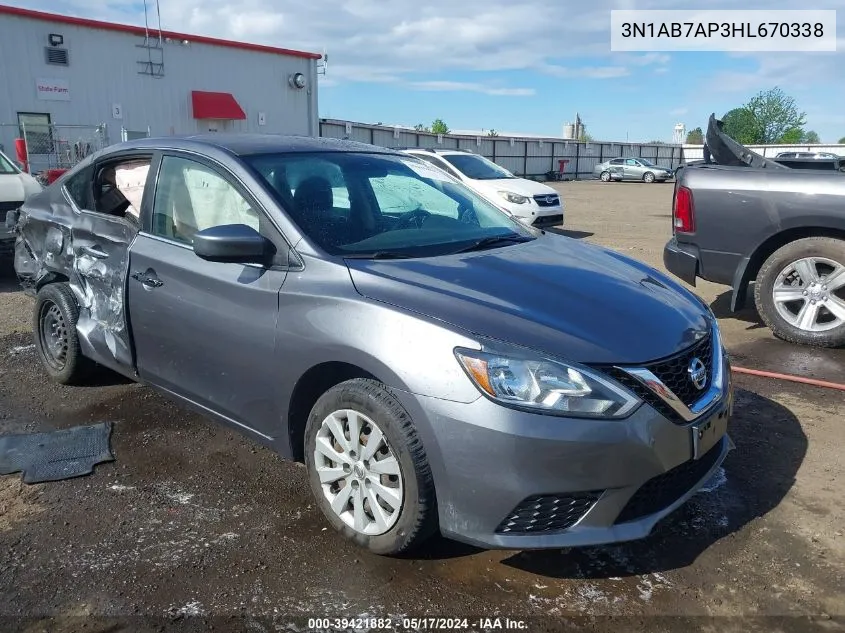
[623,158,641,180]
[127,153,287,439]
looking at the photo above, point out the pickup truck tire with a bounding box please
[304,378,438,555]
[754,237,845,347]
[33,282,97,385]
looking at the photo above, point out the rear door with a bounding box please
[63,151,156,374]
[126,151,291,439]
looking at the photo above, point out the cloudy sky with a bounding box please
[11,0,845,142]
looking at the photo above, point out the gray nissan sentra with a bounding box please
[9,135,734,555]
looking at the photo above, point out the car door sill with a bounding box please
[143,380,276,444]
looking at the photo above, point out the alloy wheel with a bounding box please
[772,256,845,332]
[313,409,404,536]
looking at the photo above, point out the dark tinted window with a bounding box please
[64,165,95,210]
[609,158,624,165]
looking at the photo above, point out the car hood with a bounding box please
[345,233,711,365]
[471,178,558,197]
[0,172,42,202]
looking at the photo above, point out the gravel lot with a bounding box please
[0,180,843,632]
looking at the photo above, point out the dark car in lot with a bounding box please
[664,115,845,348]
[10,134,733,554]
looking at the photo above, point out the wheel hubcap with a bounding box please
[772,256,845,332]
[39,302,69,370]
[313,409,404,536]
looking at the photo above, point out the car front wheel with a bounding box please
[754,237,845,347]
[304,378,438,555]
[643,171,656,183]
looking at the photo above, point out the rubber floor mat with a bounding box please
[0,422,114,483]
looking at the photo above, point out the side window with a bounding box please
[369,173,460,218]
[625,158,638,166]
[152,155,260,244]
[64,165,95,210]
[609,158,624,165]
[417,155,461,180]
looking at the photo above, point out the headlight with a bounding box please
[455,348,640,418]
[497,191,528,204]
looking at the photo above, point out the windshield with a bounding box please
[637,158,656,166]
[440,153,515,180]
[0,150,19,174]
[246,151,534,258]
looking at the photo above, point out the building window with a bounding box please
[18,113,53,154]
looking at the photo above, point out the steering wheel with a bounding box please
[394,207,431,230]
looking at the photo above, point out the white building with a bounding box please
[0,4,321,172]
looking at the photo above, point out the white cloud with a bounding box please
[12,0,843,95]
[408,81,535,96]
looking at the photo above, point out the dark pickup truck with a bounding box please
[664,114,845,348]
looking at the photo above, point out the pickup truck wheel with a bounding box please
[304,378,438,555]
[642,172,656,183]
[33,283,97,384]
[754,237,845,347]
[600,171,611,182]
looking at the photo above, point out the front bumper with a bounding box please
[502,200,564,227]
[663,237,700,286]
[393,351,733,550]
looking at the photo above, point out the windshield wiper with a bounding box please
[452,234,533,254]
[343,251,414,260]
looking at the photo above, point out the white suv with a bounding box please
[402,148,564,228]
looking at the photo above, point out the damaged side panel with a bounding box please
[14,179,138,375]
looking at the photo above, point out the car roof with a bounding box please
[404,148,470,156]
[100,134,401,158]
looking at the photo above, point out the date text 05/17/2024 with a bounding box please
[307,617,528,630]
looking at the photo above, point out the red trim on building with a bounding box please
[0,4,322,60]
[191,91,247,120]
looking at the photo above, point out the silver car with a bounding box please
[594,157,674,183]
[12,135,733,556]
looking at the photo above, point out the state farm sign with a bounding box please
[36,78,70,101]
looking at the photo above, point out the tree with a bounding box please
[685,127,704,144]
[803,130,820,144]
[839,136,845,144]
[413,123,429,132]
[745,87,806,144]
[779,127,803,144]
[431,119,449,135]
[487,129,499,137]
[721,107,759,144]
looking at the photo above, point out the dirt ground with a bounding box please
[0,180,843,633]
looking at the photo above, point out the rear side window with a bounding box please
[64,165,95,210]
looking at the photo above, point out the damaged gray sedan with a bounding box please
[10,135,733,556]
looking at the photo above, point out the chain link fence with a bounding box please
[19,123,110,175]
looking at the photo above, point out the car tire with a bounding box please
[600,171,611,182]
[754,237,845,348]
[304,378,438,555]
[643,172,656,183]
[33,283,97,385]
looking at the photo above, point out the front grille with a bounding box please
[614,440,723,525]
[595,334,714,424]
[0,201,23,214]
[495,491,603,534]
[532,213,563,228]
[533,194,560,207]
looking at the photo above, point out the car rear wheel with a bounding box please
[33,283,97,384]
[754,237,845,347]
[643,171,656,183]
[304,378,438,555]
[600,171,611,182]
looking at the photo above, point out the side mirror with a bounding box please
[192,223,273,264]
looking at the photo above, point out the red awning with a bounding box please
[191,91,246,120]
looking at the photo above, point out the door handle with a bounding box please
[80,245,108,259]
[131,271,164,288]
